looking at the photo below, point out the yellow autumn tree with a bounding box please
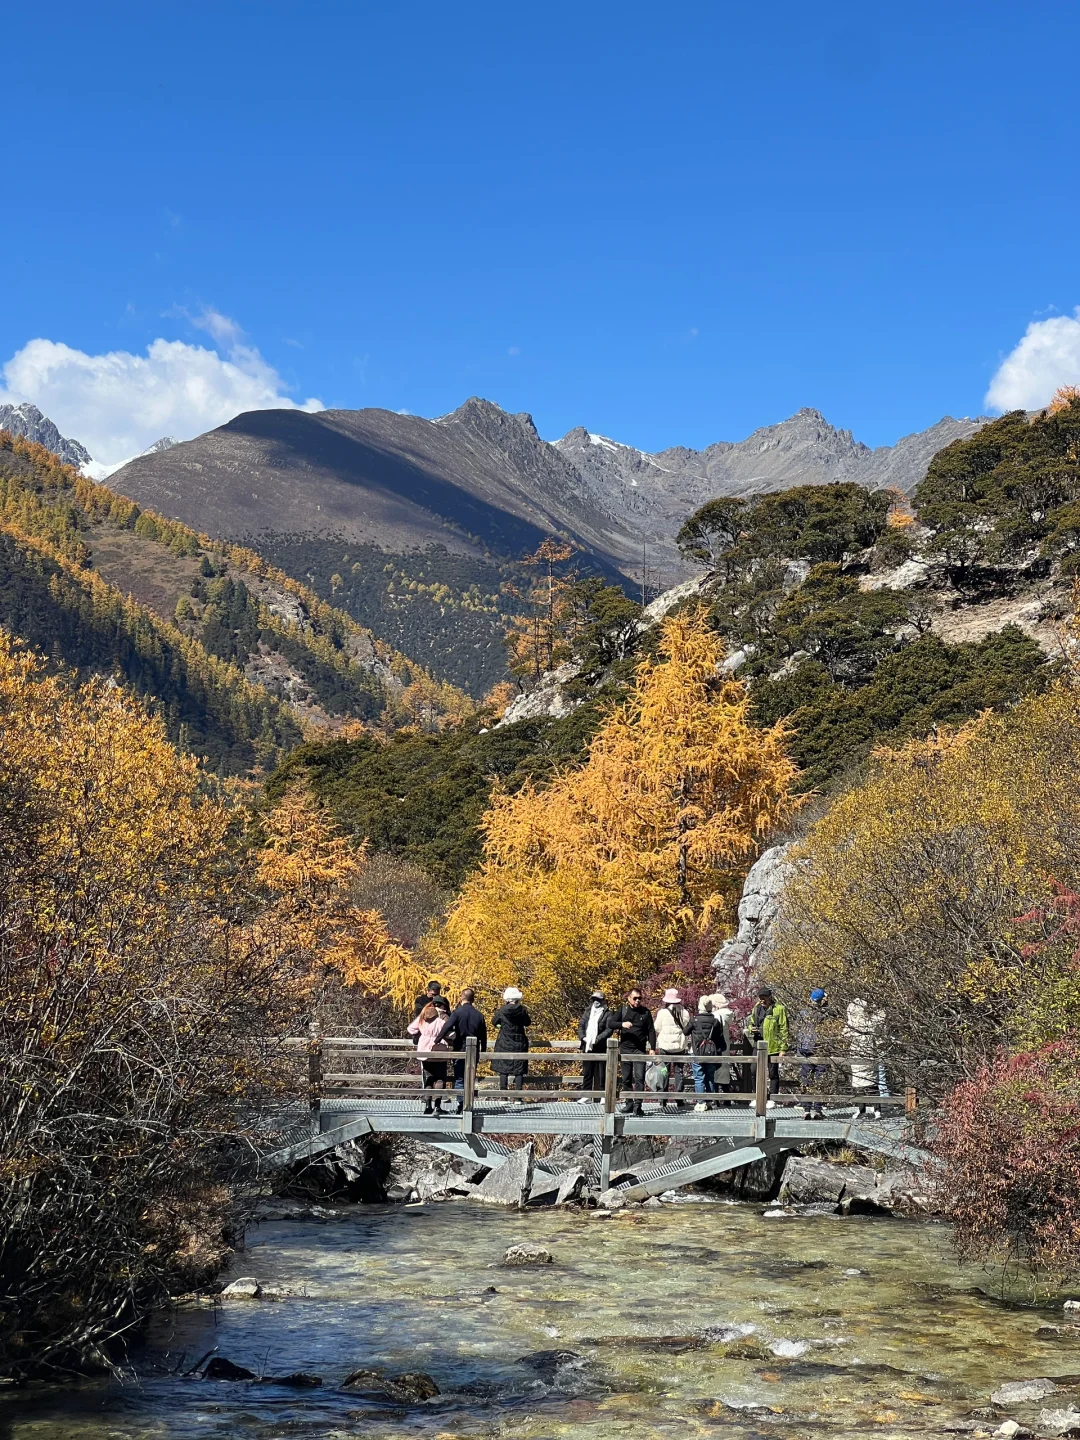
[504,538,577,680]
[768,682,1080,1098]
[254,786,428,1016]
[0,635,309,1378]
[432,606,799,1031]
[1048,384,1080,414]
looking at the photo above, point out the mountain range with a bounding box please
[103,399,987,580]
[0,403,93,471]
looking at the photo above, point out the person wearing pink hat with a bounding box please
[654,987,692,1110]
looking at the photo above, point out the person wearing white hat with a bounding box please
[491,987,531,1098]
[654,987,692,1110]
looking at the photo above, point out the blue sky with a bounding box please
[3,1,1080,466]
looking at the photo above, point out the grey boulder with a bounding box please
[472,1143,534,1207]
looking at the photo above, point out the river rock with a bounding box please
[473,1143,534,1207]
[1065,1300,1080,1311]
[526,1168,564,1203]
[779,1156,936,1214]
[220,1276,261,1299]
[556,1167,587,1205]
[503,1242,553,1266]
[267,1372,322,1387]
[341,1368,440,1402]
[991,1380,1058,1404]
[597,1188,628,1210]
[1039,1407,1080,1437]
[388,1136,484,1201]
[516,1348,582,1378]
[386,1183,419,1203]
[204,1357,257,1380]
[995,1423,1026,1438]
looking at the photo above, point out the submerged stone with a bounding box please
[341,1368,439,1402]
[503,1242,553,1266]
[1039,1407,1080,1437]
[991,1380,1058,1404]
[204,1357,257,1381]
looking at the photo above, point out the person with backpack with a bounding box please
[795,987,829,1119]
[747,985,790,1106]
[601,987,656,1115]
[653,987,692,1109]
[689,997,726,1109]
[491,987,531,1097]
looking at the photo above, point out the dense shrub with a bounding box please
[933,1043,1080,1278]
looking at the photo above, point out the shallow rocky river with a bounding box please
[5,1198,1080,1440]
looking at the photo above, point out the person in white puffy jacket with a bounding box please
[653,987,692,1108]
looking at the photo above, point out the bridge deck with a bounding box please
[265,1094,925,1174]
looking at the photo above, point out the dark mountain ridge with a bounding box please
[109,399,987,580]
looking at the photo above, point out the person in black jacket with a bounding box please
[601,986,656,1115]
[577,990,609,1098]
[435,988,488,1111]
[413,979,444,1019]
[689,998,727,1110]
[491,987,531,1096]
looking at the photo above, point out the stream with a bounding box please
[4,1197,1080,1440]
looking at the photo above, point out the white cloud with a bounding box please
[0,311,323,471]
[986,309,1080,412]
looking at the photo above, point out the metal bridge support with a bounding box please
[615,1136,792,1201]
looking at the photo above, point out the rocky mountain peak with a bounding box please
[441,396,540,442]
[0,402,93,470]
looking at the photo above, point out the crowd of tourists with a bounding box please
[407,981,889,1117]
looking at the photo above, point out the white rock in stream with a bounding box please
[991,1379,1058,1404]
[1039,1407,1080,1438]
[503,1243,553,1266]
[220,1277,261,1299]
[770,1339,809,1358]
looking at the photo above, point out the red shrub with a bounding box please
[933,1040,1080,1277]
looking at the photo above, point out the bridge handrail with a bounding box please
[284,1038,868,1067]
[296,1032,919,1121]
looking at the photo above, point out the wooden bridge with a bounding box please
[264,1035,929,1198]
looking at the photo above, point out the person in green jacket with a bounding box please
[747,985,790,1105]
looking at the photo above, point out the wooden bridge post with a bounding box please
[308,1023,323,1128]
[905,1085,917,1117]
[599,1035,620,1192]
[754,1040,768,1118]
[603,1036,619,1115]
[462,1035,478,1124]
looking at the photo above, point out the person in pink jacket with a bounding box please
[407,996,451,1115]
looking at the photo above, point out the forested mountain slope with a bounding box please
[274,400,1080,878]
[0,432,469,770]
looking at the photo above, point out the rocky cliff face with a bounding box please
[0,403,93,471]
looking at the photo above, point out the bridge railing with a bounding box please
[285,1034,918,1121]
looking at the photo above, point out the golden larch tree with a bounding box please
[432,606,799,1031]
